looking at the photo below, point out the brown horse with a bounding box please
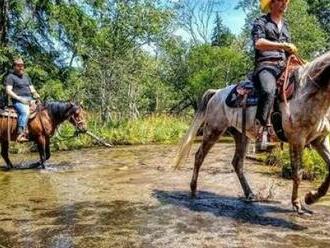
[0,101,87,170]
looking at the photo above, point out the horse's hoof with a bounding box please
[292,199,302,213]
[292,205,304,215]
[191,191,197,199]
[292,200,313,216]
[305,191,317,205]
[244,193,258,202]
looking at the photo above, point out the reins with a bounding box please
[282,53,306,106]
[282,53,306,125]
[36,102,47,135]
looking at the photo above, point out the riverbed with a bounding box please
[0,144,329,247]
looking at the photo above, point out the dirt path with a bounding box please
[0,143,330,247]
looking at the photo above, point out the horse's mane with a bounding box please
[300,51,330,86]
[44,101,73,122]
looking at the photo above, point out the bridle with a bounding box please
[69,108,86,133]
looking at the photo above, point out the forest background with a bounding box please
[0,0,329,175]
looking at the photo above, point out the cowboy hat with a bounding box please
[260,0,290,13]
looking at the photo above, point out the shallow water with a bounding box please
[0,144,330,247]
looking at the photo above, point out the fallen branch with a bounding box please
[246,154,264,163]
[85,130,112,148]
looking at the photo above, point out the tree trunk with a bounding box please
[0,0,8,45]
[128,82,139,119]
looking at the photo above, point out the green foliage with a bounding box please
[211,13,235,47]
[268,147,327,181]
[306,0,330,37]
[287,0,327,58]
[51,115,190,150]
[187,45,250,96]
[163,41,251,111]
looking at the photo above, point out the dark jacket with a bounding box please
[252,14,291,77]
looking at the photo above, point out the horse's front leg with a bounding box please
[230,128,254,200]
[45,137,51,161]
[1,140,13,170]
[305,137,330,205]
[36,135,47,169]
[290,143,304,214]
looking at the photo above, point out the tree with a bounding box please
[0,0,174,121]
[211,13,235,47]
[163,41,251,111]
[172,0,224,44]
[81,0,173,121]
[306,0,330,38]
[286,0,327,58]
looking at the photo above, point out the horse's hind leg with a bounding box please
[305,137,330,205]
[191,125,223,197]
[1,140,13,170]
[229,127,254,199]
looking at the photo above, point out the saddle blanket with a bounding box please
[225,80,258,108]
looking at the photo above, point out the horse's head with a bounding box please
[67,103,87,133]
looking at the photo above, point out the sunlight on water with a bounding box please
[0,145,329,247]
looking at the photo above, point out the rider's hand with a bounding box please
[33,92,40,99]
[282,42,298,54]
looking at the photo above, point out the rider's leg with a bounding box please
[256,69,277,126]
[13,99,30,142]
[255,70,277,150]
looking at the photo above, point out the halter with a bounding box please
[69,109,86,133]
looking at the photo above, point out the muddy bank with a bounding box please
[0,144,329,247]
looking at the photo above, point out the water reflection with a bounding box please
[0,145,329,247]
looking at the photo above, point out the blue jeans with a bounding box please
[13,97,32,132]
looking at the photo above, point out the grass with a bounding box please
[50,114,191,151]
[264,145,327,181]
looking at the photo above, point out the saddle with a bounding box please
[225,80,258,108]
[0,101,38,119]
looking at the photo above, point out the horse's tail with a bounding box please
[174,89,217,169]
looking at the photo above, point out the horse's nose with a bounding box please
[79,124,88,133]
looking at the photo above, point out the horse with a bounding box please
[0,101,87,170]
[175,51,330,214]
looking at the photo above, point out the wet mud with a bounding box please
[0,144,329,247]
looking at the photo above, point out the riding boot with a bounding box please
[16,127,29,143]
[256,94,275,152]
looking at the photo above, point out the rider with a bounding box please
[4,58,40,142]
[252,0,297,147]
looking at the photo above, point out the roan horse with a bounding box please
[0,101,86,170]
[175,51,330,214]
